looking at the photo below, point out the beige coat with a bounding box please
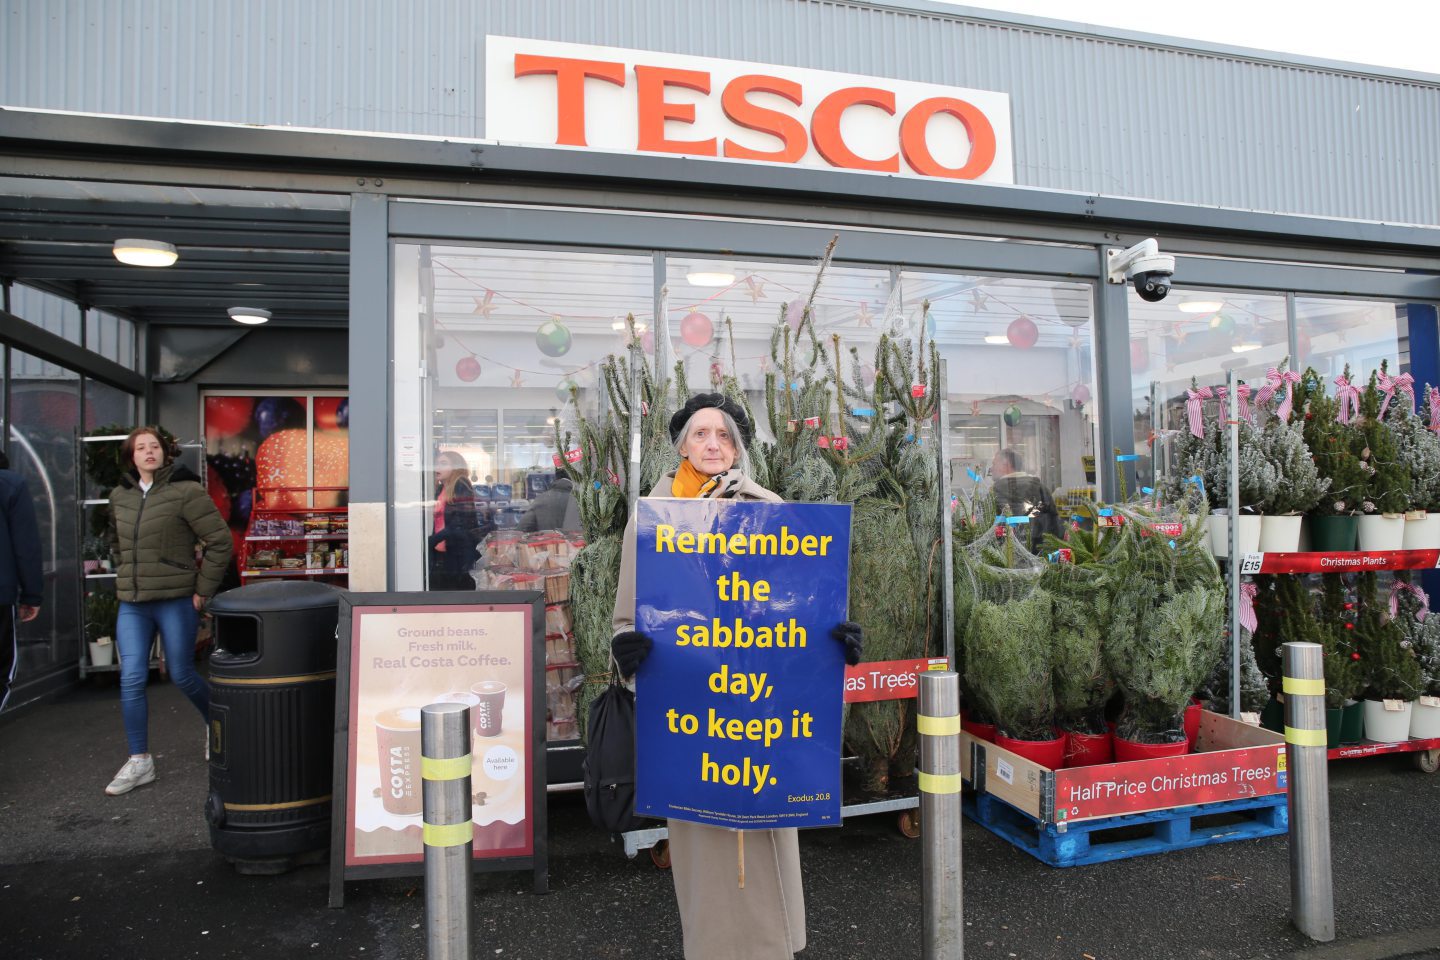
[612,470,806,960]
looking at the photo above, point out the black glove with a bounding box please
[831,621,863,666]
[611,630,653,678]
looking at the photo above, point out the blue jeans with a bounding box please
[117,597,209,755]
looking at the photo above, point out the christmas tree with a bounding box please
[965,592,1055,741]
[1391,576,1440,697]
[1380,362,1440,513]
[1257,420,1328,515]
[1354,572,1423,700]
[1357,368,1411,515]
[1040,520,1116,735]
[1295,366,1368,516]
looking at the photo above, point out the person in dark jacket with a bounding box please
[104,426,233,796]
[0,449,42,713]
[429,450,486,590]
[990,447,1062,550]
[517,475,581,532]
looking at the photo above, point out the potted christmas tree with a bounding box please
[1256,419,1329,553]
[1040,520,1116,765]
[1391,577,1440,738]
[1355,369,1411,551]
[1318,575,1367,743]
[1295,367,1368,552]
[1354,572,1423,741]
[1379,364,1440,550]
[966,588,1063,767]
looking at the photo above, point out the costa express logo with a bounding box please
[485,36,1014,183]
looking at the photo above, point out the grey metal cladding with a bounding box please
[2,0,1436,225]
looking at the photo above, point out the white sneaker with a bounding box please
[105,755,156,796]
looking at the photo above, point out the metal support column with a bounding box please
[1282,642,1335,943]
[937,359,955,667]
[1228,369,1242,718]
[1094,247,1134,502]
[628,342,642,508]
[918,671,963,959]
[422,702,474,960]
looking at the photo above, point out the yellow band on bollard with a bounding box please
[1285,726,1328,747]
[916,714,961,737]
[422,754,473,781]
[423,820,474,848]
[917,771,962,795]
[1282,677,1325,697]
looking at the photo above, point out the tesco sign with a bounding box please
[485,36,1013,183]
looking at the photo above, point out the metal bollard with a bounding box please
[918,671,963,960]
[422,702,474,960]
[1282,642,1335,942]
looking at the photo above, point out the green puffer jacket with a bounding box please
[108,464,233,602]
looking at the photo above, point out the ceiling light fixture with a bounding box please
[611,319,650,332]
[228,306,272,326]
[1231,341,1263,353]
[983,334,1010,345]
[112,238,178,267]
[1178,299,1224,314]
[685,262,737,287]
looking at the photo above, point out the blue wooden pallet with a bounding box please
[962,792,1288,868]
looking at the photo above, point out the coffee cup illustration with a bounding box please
[373,706,423,816]
[436,690,482,741]
[469,680,507,738]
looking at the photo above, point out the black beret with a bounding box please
[668,393,754,447]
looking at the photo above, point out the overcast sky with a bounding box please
[935,1,1438,75]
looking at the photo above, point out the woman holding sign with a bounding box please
[610,393,862,960]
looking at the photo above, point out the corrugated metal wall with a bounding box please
[4,0,1437,225]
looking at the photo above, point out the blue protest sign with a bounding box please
[633,498,852,829]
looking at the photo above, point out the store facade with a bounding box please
[1,0,1437,705]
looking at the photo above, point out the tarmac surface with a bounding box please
[2,679,1439,960]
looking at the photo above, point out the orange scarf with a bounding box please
[671,461,721,499]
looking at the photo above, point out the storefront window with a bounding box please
[8,349,81,695]
[899,272,1097,501]
[1295,297,1408,383]
[1129,289,1288,490]
[393,244,655,590]
[85,309,138,369]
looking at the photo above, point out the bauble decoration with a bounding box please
[556,379,578,403]
[455,356,482,382]
[680,311,714,348]
[1071,383,1092,405]
[1003,404,1023,427]
[1208,313,1237,336]
[535,317,573,357]
[1006,316,1039,350]
[784,300,805,332]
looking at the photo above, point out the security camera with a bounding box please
[1106,238,1176,303]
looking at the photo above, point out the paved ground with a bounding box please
[2,680,1439,960]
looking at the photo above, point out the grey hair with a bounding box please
[673,409,751,476]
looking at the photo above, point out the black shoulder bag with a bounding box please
[582,674,647,834]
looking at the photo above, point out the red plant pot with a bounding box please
[995,731,1067,770]
[1063,729,1114,767]
[962,718,996,743]
[1183,699,1206,749]
[1113,735,1190,763]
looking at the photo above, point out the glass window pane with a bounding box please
[1129,289,1288,491]
[11,283,82,346]
[900,272,1098,502]
[8,349,81,697]
[1295,298,1408,383]
[393,244,655,592]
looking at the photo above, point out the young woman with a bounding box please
[428,449,484,590]
[609,393,863,960]
[105,427,232,796]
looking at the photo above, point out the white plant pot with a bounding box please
[1410,697,1440,739]
[1401,512,1440,551]
[1208,512,1261,559]
[1357,514,1406,552]
[1362,699,1413,743]
[1258,515,1303,553]
[88,640,115,667]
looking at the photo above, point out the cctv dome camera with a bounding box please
[1134,271,1172,303]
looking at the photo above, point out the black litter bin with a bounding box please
[205,580,340,874]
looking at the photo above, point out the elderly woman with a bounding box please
[610,393,863,960]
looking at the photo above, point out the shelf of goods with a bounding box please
[239,487,349,584]
[474,530,585,745]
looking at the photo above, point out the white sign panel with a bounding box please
[485,36,1013,184]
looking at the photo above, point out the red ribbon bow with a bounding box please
[1389,580,1430,622]
[1239,582,1258,633]
[1429,386,1440,435]
[1255,367,1302,422]
[1215,383,1252,423]
[1186,385,1214,438]
[1333,375,1360,425]
[1378,371,1415,420]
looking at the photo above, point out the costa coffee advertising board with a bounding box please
[485,36,1013,183]
[329,592,547,905]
